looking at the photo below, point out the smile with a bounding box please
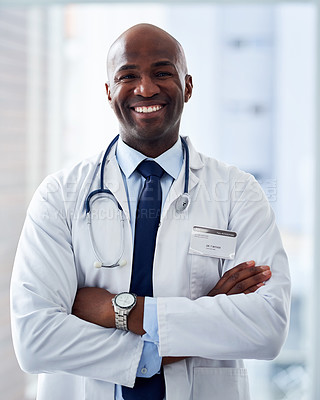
[133,105,163,114]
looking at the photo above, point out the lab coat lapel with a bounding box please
[162,136,204,218]
[103,153,131,222]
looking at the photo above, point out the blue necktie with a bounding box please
[122,160,165,400]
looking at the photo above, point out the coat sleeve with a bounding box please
[10,174,143,387]
[157,175,291,360]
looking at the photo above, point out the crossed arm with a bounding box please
[72,260,271,338]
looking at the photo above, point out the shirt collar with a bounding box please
[116,136,183,180]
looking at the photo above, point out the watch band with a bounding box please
[114,309,129,331]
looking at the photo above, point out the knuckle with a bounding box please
[235,283,244,291]
[223,270,231,279]
[230,272,239,281]
[254,273,264,282]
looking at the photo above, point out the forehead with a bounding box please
[108,31,181,76]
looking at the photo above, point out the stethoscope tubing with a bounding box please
[85,134,190,268]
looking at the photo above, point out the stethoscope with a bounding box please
[85,134,191,269]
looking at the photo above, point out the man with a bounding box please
[11,24,290,400]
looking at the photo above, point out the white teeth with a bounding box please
[134,105,163,114]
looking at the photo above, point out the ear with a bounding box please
[184,74,193,103]
[105,82,112,102]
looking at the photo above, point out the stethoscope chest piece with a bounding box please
[176,193,191,213]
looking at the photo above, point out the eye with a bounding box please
[117,74,137,82]
[156,71,173,78]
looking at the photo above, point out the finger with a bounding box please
[229,265,271,285]
[227,270,272,295]
[222,260,256,279]
[244,283,265,294]
[214,264,269,294]
[213,261,256,290]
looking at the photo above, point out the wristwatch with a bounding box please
[112,292,137,331]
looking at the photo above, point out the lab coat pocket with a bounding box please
[193,367,250,400]
[190,255,221,299]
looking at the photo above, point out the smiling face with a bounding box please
[106,24,193,157]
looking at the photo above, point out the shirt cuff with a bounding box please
[142,296,160,343]
[136,342,162,378]
[136,297,161,378]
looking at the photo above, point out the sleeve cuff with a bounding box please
[135,297,161,378]
[136,341,162,378]
[142,296,160,344]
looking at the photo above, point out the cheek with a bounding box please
[110,89,132,115]
[109,93,123,115]
[171,91,185,114]
[171,84,186,106]
[112,102,134,126]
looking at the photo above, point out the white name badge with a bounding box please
[189,226,237,260]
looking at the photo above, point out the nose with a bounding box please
[134,75,160,97]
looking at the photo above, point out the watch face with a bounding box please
[115,292,136,309]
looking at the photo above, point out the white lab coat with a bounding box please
[10,137,291,400]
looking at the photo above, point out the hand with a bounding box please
[207,260,271,297]
[72,287,116,328]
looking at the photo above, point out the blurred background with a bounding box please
[0,0,319,399]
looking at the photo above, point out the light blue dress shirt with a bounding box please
[115,137,184,399]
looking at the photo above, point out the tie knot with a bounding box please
[137,160,164,179]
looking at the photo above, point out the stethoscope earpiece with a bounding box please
[94,261,103,269]
[118,259,127,267]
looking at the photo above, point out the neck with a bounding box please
[120,134,179,158]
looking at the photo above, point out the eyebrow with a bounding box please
[116,60,175,74]
[116,64,137,73]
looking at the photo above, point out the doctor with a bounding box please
[11,23,290,400]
